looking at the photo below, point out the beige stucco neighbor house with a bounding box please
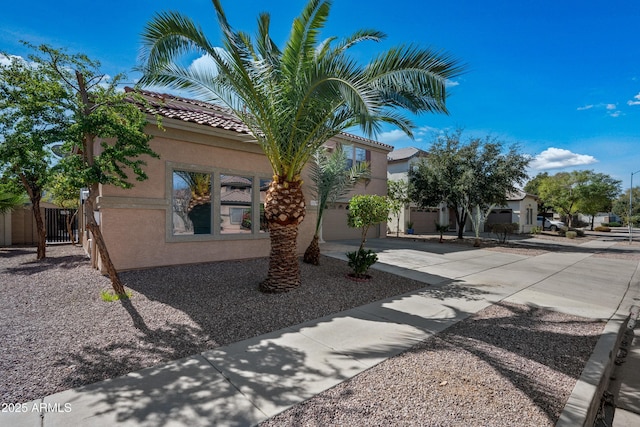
[386,147,537,236]
[484,191,538,234]
[83,88,392,272]
[386,147,452,234]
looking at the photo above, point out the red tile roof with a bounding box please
[126,87,392,151]
[125,87,251,135]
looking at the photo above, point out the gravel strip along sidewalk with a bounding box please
[261,302,605,427]
[0,245,429,404]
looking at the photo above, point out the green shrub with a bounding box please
[557,226,568,236]
[346,249,378,278]
[565,231,577,239]
[608,221,622,227]
[594,226,611,232]
[575,229,585,237]
[530,226,542,235]
[490,223,519,243]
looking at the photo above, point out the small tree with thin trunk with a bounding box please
[37,45,159,297]
[0,51,68,259]
[346,194,390,278]
[303,145,369,265]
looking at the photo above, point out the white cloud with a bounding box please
[609,110,622,117]
[530,147,597,170]
[189,54,217,72]
[577,104,594,111]
[627,92,640,106]
[445,79,460,88]
[0,54,25,67]
[378,129,411,144]
[606,103,616,110]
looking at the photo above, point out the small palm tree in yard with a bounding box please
[303,145,369,265]
[0,186,25,213]
[139,0,464,292]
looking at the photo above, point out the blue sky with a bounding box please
[1,0,639,189]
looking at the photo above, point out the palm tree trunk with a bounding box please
[303,234,320,265]
[259,178,305,293]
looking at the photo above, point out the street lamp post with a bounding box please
[630,170,640,243]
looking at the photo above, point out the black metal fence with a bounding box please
[45,208,78,243]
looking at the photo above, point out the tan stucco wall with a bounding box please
[95,121,322,271]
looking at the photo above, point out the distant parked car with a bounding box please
[537,216,566,231]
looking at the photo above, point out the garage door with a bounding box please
[322,205,379,241]
[410,207,439,233]
[485,209,513,231]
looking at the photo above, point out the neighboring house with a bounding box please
[83,88,392,272]
[484,191,538,234]
[577,212,621,227]
[387,147,537,236]
[387,147,451,234]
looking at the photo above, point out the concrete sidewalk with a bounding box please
[3,237,639,426]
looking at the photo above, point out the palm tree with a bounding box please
[0,187,25,214]
[303,145,369,265]
[139,0,464,292]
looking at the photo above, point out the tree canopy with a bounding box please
[139,0,465,292]
[612,188,640,226]
[0,48,70,258]
[409,130,529,238]
[2,43,158,295]
[530,170,620,228]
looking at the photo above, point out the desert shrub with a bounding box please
[594,226,611,232]
[557,227,568,237]
[530,226,542,235]
[565,231,577,239]
[574,229,585,237]
[574,219,590,228]
[346,249,378,278]
[490,222,519,243]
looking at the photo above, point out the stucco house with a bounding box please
[386,147,537,236]
[387,147,451,234]
[83,88,392,271]
[484,191,538,234]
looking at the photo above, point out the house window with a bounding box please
[526,207,533,225]
[344,144,371,169]
[168,164,272,240]
[220,175,253,234]
[172,171,212,235]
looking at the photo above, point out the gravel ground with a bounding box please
[0,241,610,425]
[261,302,605,427]
[0,245,429,404]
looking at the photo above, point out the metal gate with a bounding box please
[45,208,78,243]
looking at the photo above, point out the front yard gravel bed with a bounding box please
[261,302,604,427]
[1,245,429,404]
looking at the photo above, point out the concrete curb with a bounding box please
[557,312,630,426]
[557,260,640,427]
